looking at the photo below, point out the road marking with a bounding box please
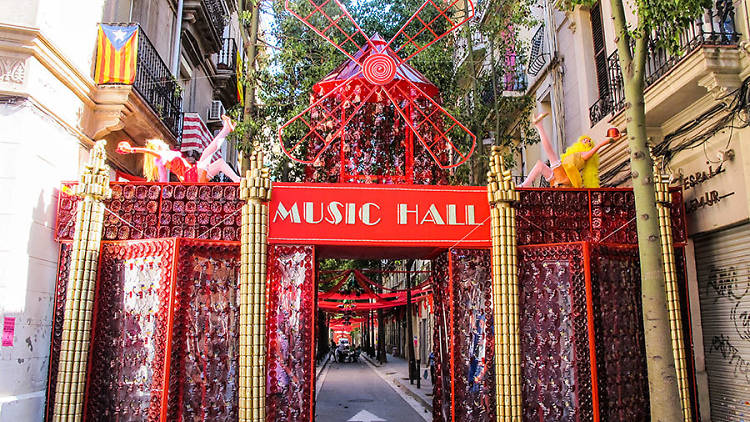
[347,409,386,421]
[361,357,430,421]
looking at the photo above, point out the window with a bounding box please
[590,2,609,101]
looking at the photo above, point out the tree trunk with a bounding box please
[406,260,416,382]
[609,0,682,419]
[377,309,386,363]
[239,0,260,173]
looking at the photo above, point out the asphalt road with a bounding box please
[315,359,425,421]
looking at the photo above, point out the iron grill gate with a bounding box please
[694,222,750,421]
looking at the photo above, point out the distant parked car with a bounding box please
[335,339,351,362]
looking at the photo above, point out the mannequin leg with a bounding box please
[520,160,553,187]
[533,113,560,164]
[206,159,240,182]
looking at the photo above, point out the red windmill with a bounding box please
[279,0,477,183]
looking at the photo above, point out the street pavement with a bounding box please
[316,358,426,421]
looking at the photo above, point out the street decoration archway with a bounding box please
[46,2,697,422]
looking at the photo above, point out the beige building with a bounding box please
[502,0,749,420]
[0,0,241,418]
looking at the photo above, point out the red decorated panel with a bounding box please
[86,239,176,421]
[55,183,243,242]
[431,252,451,422]
[590,190,636,244]
[516,190,591,245]
[518,243,594,422]
[45,243,72,422]
[589,245,649,420]
[167,241,241,421]
[266,245,316,421]
[516,188,686,246]
[158,184,243,240]
[449,249,496,421]
[675,246,699,419]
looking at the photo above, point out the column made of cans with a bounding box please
[239,146,272,422]
[654,164,692,422]
[487,146,521,422]
[53,141,111,422]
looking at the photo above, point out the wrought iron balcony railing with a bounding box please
[204,0,229,44]
[528,25,548,76]
[588,0,739,127]
[217,37,238,70]
[133,26,183,138]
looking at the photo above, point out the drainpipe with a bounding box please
[171,0,184,76]
[544,0,566,154]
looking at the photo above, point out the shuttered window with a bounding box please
[590,2,609,100]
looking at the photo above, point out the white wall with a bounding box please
[0,103,83,421]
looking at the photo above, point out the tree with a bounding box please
[562,0,710,419]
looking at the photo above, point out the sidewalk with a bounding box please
[362,352,433,413]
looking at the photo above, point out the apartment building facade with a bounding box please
[0,0,242,418]
[506,1,749,420]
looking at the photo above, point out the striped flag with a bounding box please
[95,24,139,84]
[182,113,221,162]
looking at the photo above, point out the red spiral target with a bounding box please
[363,53,397,85]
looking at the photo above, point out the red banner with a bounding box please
[267,183,491,247]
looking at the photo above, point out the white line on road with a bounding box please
[361,358,431,421]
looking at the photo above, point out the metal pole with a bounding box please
[170,0,184,76]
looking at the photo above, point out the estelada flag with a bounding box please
[95,24,139,84]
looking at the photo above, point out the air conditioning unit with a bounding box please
[208,100,225,121]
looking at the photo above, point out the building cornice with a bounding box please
[0,23,177,146]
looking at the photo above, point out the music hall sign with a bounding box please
[267,183,492,247]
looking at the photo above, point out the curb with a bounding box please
[362,354,433,414]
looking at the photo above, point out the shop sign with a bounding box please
[682,165,725,190]
[686,190,735,214]
[267,183,491,247]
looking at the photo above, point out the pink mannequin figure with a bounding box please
[117,114,240,182]
[520,112,615,188]
[196,114,240,182]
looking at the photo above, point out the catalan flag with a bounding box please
[95,24,139,84]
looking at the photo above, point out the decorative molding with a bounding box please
[0,24,176,145]
[698,71,742,103]
[0,55,25,83]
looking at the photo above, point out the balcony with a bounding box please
[528,25,548,77]
[589,0,740,127]
[132,26,183,137]
[184,0,229,55]
[212,37,242,108]
[217,37,238,70]
[90,24,183,144]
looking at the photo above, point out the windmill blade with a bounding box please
[279,76,379,164]
[285,0,373,63]
[386,0,475,65]
[382,73,475,169]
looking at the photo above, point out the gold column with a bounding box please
[653,159,692,422]
[238,143,272,422]
[53,141,112,422]
[487,146,521,421]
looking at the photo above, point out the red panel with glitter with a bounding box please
[86,239,176,421]
[266,245,316,421]
[167,240,241,421]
